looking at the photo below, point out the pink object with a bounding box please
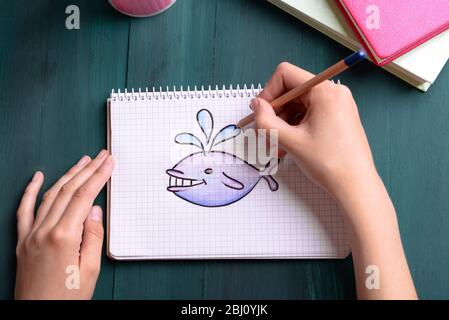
[108,0,176,17]
[339,0,449,66]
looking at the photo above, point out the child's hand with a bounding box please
[252,62,378,205]
[15,150,114,300]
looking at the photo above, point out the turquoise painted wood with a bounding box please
[0,0,129,299]
[0,0,448,299]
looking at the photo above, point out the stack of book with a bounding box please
[268,0,449,92]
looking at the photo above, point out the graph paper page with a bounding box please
[108,88,350,259]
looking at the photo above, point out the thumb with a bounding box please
[80,206,104,278]
[251,98,301,152]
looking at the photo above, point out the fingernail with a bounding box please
[32,171,42,182]
[250,98,259,111]
[104,155,114,167]
[90,206,102,222]
[76,155,90,167]
[96,150,107,160]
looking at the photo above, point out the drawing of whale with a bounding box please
[166,151,279,207]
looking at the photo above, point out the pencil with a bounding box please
[237,50,366,128]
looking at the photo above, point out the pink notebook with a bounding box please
[339,0,449,66]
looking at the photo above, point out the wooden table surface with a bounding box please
[1,0,448,299]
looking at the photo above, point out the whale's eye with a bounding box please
[204,168,213,174]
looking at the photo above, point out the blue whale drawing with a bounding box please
[166,108,279,207]
[166,151,278,207]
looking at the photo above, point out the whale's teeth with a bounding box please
[191,180,202,186]
[169,176,203,188]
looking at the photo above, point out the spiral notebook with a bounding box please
[107,86,350,260]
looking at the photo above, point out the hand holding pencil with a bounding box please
[248,57,417,300]
[247,56,377,198]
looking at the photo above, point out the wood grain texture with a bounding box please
[0,0,129,299]
[0,0,448,299]
[388,64,449,299]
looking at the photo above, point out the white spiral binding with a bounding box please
[110,84,263,102]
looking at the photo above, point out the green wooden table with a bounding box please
[1,0,448,300]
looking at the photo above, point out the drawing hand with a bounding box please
[14,150,114,300]
[253,62,379,204]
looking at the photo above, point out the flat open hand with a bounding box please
[15,150,114,300]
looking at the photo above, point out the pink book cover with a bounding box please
[339,0,449,66]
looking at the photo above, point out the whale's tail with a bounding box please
[261,175,279,192]
[259,159,279,191]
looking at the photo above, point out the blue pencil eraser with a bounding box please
[344,50,366,67]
